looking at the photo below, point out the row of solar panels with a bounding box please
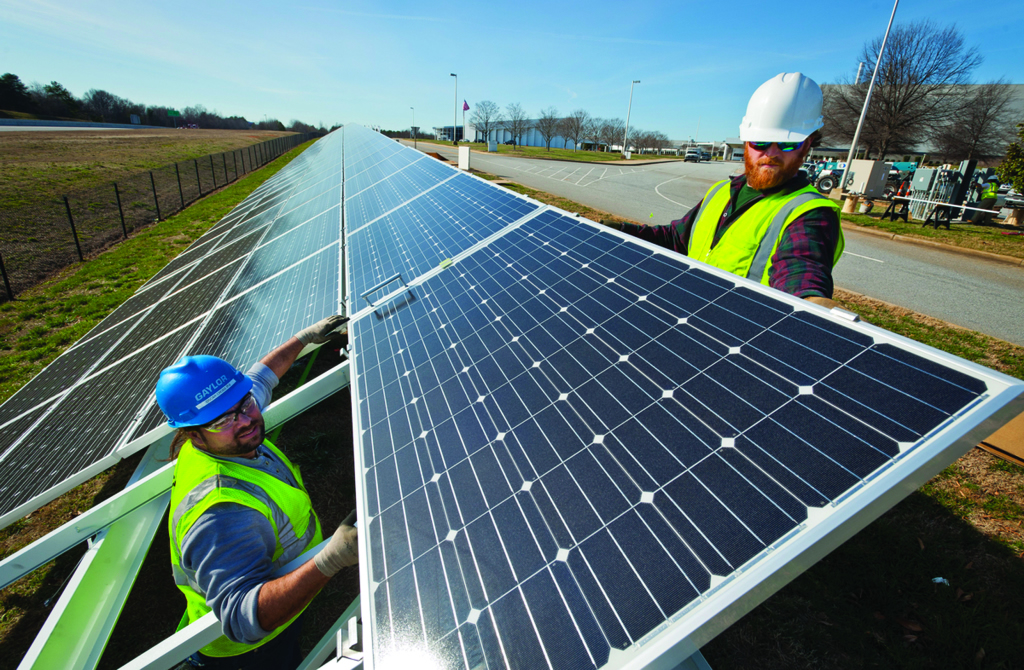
[0,134,345,524]
[338,125,1023,670]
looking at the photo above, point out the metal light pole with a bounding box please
[843,0,899,189]
[410,106,416,149]
[450,73,457,145]
[622,80,640,158]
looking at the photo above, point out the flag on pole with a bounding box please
[463,100,470,112]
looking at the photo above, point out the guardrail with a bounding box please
[0,132,317,301]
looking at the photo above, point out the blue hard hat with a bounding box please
[156,355,253,428]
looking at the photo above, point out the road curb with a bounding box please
[401,140,690,167]
[841,222,1024,268]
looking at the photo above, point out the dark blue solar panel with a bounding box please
[347,174,538,302]
[349,199,1006,669]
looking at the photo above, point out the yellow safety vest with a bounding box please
[982,182,998,199]
[687,179,844,285]
[169,439,322,657]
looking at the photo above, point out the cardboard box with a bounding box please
[978,411,1024,466]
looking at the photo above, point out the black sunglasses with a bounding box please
[748,141,803,153]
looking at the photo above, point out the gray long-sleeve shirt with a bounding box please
[177,362,303,645]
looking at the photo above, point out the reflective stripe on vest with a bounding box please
[169,439,322,658]
[687,179,843,286]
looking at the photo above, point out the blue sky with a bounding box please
[1,0,1021,141]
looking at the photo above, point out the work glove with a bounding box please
[314,510,358,578]
[295,315,348,346]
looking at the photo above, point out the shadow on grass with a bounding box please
[702,490,1024,669]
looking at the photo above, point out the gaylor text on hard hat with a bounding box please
[739,72,824,143]
[156,355,253,428]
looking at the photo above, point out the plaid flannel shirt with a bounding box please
[619,174,841,299]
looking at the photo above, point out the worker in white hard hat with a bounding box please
[616,73,843,307]
[157,315,355,670]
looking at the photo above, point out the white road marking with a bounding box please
[654,175,692,208]
[845,252,884,263]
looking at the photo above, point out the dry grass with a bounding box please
[0,128,294,210]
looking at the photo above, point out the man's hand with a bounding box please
[313,518,358,578]
[296,315,348,346]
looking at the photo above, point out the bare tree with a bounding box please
[502,103,531,147]
[931,81,1019,161]
[599,118,625,152]
[469,100,502,143]
[535,107,561,150]
[651,131,670,154]
[822,20,983,158]
[626,127,646,153]
[584,117,604,151]
[560,109,590,152]
[83,89,119,122]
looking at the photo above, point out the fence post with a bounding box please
[222,154,228,183]
[0,250,13,301]
[175,163,185,208]
[247,146,253,170]
[114,182,128,238]
[233,151,238,180]
[210,155,217,188]
[62,196,84,262]
[149,171,161,220]
[194,159,202,195]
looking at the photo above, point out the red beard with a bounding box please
[744,150,798,190]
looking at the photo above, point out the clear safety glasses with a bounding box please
[202,392,258,433]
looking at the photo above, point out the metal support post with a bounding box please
[209,155,216,188]
[149,171,161,221]
[114,182,127,238]
[194,159,201,195]
[62,196,84,261]
[232,151,238,180]
[222,153,228,183]
[174,163,185,208]
[0,251,13,301]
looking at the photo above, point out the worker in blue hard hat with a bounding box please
[157,314,353,670]
[613,72,843,307]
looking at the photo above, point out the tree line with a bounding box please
[822,20,1020,162]
[468,101,670,153]
[0,72,328,133]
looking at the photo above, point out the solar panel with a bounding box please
[341,125,1023,669]
[0,132,346,525]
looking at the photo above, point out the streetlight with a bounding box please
[450,73,458,145]
[843,0,899,191]
[622,80,640,159]
[410,106,416,149]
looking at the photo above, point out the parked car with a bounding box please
[683,148,703,163]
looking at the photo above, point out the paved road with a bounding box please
[404,142,1024,345]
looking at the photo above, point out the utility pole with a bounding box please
[844,0,899,189]
[450,73,458,145]
[410,106,416,149]
[622,80,640,159]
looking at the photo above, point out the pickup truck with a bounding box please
[684,148,709,162]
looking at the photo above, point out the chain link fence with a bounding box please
[0,133,316,302]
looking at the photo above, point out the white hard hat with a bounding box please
[739,72,824,143]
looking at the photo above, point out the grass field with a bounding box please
[1,157,1023,668]
[0,128,295,211]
